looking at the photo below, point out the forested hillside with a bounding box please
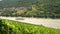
[0,0,60,18]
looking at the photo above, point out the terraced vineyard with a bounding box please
[0,19,60,34]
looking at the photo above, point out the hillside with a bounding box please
[0,0,60,18]
[0,0,60,8]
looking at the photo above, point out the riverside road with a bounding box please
[0,17,60,29]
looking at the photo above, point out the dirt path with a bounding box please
[0,17,60,29]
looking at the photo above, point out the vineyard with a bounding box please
[0,19,60,34]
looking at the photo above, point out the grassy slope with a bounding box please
[1,19,60,34]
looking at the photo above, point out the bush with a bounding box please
[0,19,60,34]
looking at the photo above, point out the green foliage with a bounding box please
[0,19,60,34]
